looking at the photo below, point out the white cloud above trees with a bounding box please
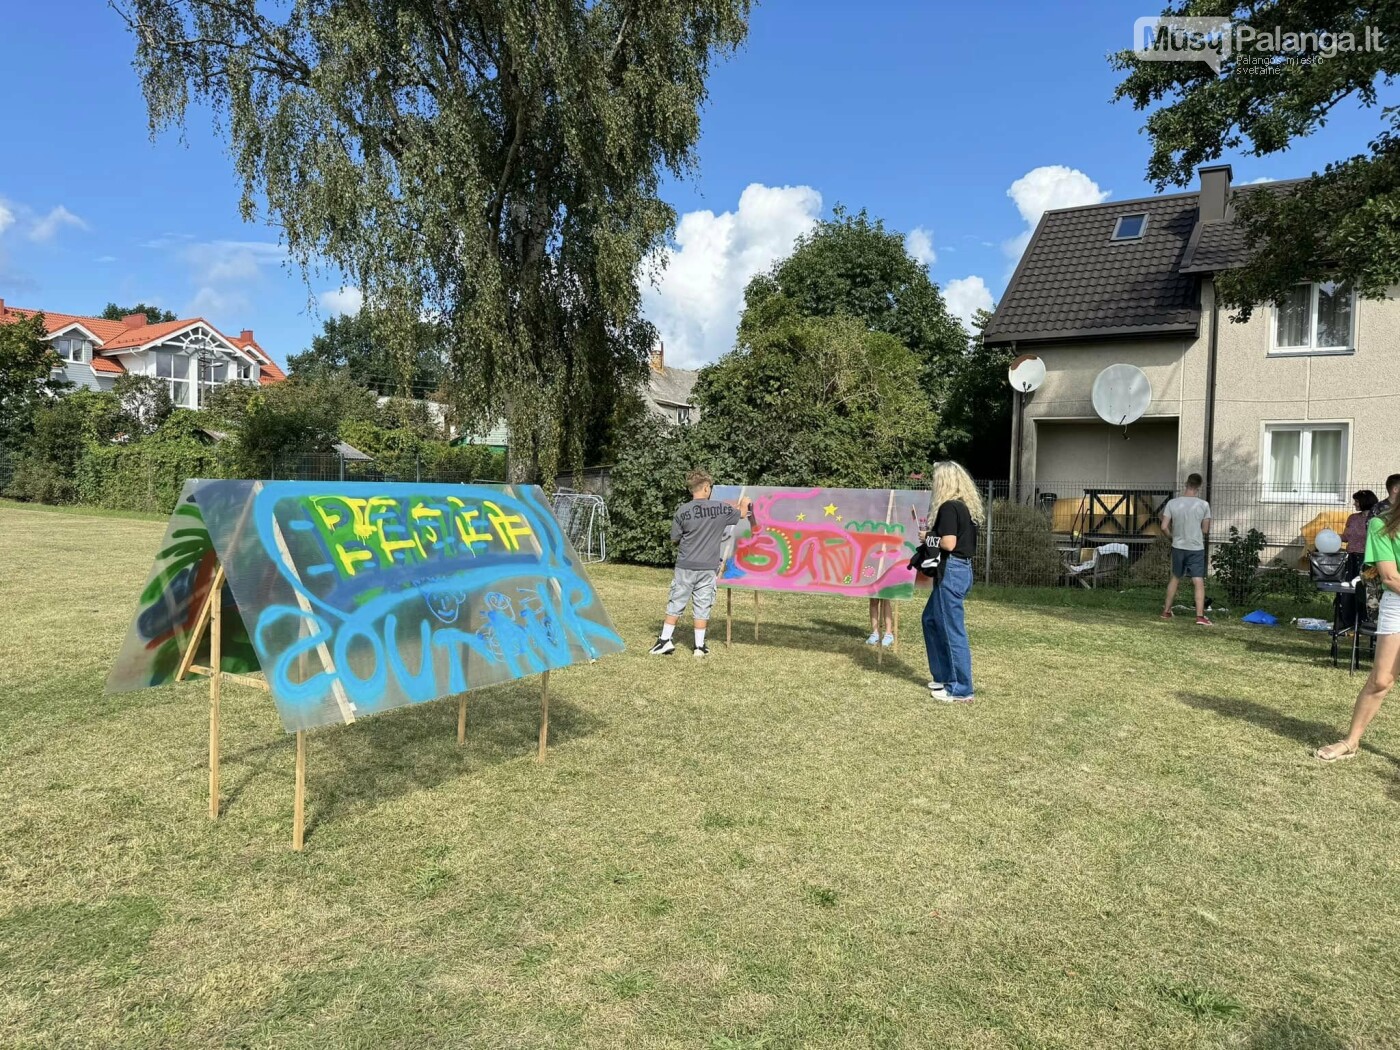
[641,183,822,367]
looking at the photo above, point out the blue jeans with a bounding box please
[922,557,974,697]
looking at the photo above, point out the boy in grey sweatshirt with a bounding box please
[649,470,754,658]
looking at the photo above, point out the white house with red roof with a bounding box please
[0,298,287,407]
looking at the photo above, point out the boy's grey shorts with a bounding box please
[667,568,718,619]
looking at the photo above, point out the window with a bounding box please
[54,337,86,362]
[236,362,253,381]
[1262,423,1348,501]
[1111,213,1148,240]
[1273,282,1354,353]
[155,351,190,406]
[675,406,692,425]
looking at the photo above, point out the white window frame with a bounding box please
[236,361,254,381]
[1270,281,1356,355]
[1259,421,1350,503]
[154,351,192,407]
[53,337,86,363]
[1111,213,1148,241]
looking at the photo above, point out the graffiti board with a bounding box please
[107,480,624,733]
[711,486,931,600]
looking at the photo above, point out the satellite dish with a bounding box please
[1092,364,1152,427]
[1007,354,1046,393]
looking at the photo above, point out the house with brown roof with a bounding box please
[0,299,287,408]
[644,342,699,425]
[984,166,1400,516]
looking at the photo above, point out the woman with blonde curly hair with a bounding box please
[922,461,984,702]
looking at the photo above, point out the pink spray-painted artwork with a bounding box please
[711,486,932,600]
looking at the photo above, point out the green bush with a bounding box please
[984,500,1064,587]
[3,455,78,504]
[75,437,216,514]
[1127,533,1172,588]
[608,418,705,566]
[1259,557,1316,604]
[1210,527,1267,606]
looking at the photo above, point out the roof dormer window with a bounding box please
[1111,213,1148,241]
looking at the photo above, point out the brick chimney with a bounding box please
[122,312,149,329]
[1198,164,1232,223]
[649,340,665,372]
[0,298,6,315]
[240,329,255,343]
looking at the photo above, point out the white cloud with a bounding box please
[94,254,117,264]
[177,239,288,321]
[320,286,364,316]
[642,183,822,367]
[28,205,89,243]
[1002,165,1109,272]
[1246,176,1276,184]
[943,275,994,333]
[905,226,936,267]
[0,200,14,237]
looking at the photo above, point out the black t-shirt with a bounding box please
[932,499,977,559]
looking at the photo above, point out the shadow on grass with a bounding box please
[1243,1011,1347,1049]
[1241,635,1340,666]
[211,682,601,842]
[727,616,929,686]
[1176,690,1400,769]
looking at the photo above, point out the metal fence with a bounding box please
[973,477,1376,589]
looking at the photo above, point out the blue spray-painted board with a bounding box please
[106,479,624,732]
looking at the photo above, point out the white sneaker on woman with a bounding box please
[866,632,880,645]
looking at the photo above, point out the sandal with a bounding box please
[1315,741,1358,762]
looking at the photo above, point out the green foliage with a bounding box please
[985,501,1064,586]
[743,207,967,379]
[99,302,178,324]
[607,416,703,566]
[217,374,378,477]
[1113,4,1400,314]
[122,0,751,480]
[112,373,174,435]
[938,308,1011,478]
[74,436,216,514]
[3,390,125,505]
[1259,557,1317,604]
[1211,527,1268,606]
[1128,533,1173,588]
[695,297,937,487]
[287,310,447,398]
[0,312,70,453]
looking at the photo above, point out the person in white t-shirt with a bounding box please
[1160,473,1213,626]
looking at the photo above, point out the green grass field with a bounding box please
[1,502,1397,1049]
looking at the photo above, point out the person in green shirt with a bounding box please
[1317,503,1400,761]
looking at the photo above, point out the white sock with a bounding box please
[695,628,706,648]
[660,623,675,641]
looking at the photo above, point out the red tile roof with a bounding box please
[0,303,285,383]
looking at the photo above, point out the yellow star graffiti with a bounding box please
[795,512,806,521]
[822,503,838,517]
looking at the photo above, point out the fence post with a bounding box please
[339,453,345,482]
[416,453,421,483]
[984,481,994,583]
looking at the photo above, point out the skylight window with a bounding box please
[1112,213,1148,241]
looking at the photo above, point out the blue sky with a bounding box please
[0,1,1390,369]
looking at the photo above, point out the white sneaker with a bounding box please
[693,644,710,658]
[928,680,944,690]
[881,632,894,648]
[865,632,880,645]
[648,637,675,656]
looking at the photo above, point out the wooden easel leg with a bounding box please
[726,588,733,648]
[754,591,760,642]
[457,695,468,748]
[292,731,306,852]
[209,575,222,821]
[893,602,900,653]
[537,671,551,762]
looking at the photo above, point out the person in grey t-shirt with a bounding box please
[649,469,753,658]
[1160,472,1213,626]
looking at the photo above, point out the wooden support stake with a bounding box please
[726,588,733,647]
[893,601,900,653]
[292,730,306,852]
[208,566,223,820]
[754,590,760,642]
[537,670,551,762]
[457,695,468,748]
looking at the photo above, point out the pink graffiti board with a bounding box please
[710,486,931,600]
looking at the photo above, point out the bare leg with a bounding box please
[880,599,893,635]
[694,618,708,632]
[1163,575,1181,614]
[1192,577,1206,618]
[869,598,879,634]
[665,614,679,627]
[1321,634,1400,757]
